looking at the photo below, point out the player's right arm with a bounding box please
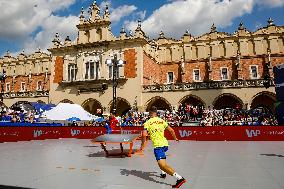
[140,122,149,151]
[166,125,179,142]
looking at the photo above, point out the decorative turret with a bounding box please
[182,29,193,42]
[79,7,85,24]
[210,23,217,33]
[135,20,142,32]
[64,36,72,46]
[158,31,166,39]
[267,18,275,26]
[129,30,133,37]
[4,50,11,58]
[52,33,61,48]
[20,49,25,55]
[183,29,190,36]
[238,22,245,30]
[103,4,110,21]
[18,49,27,61]
[134,20,146,38]
[120,27,127,39]
[90,0,100,21]
[36,47,41,53]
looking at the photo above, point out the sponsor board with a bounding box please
[0,126,284,142]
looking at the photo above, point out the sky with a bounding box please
[0,0,284,57]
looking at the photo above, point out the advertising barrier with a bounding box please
[1,126,284,143]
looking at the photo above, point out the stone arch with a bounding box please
[10,101,35,112]
[145,96,172,111]
[109,97,132,116]
[251,91,276,114]
[213,93,244,110]
[0,101,8,109]
[59,99,74,104]
[179,95,206,107]
[82,98,103,115]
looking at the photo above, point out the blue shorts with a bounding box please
[154,146,169,161]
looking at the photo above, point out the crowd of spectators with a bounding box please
[117,104,278,126]
[0,108,39,123]
[0,104,278,126]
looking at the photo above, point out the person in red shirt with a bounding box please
[109,113,119,132]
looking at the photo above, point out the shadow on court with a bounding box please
[87,148,141,158]
[83,145,99,148]
[87,150,125,158]
[260,154,284,157]
[120,169,172,186]
[0,185,34,189]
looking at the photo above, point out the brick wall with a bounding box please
[143,53,161,85]
[4,74,50,92]
[183,61,207,82]
[142,55,284,85]
[124,49,137,78]
[53,56,64,83]
[211,59,234,80]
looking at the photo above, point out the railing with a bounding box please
[143,79,274,92]
[60,77,127,87]
[3,91,49,99]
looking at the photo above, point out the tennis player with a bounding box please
[141,106,186,188]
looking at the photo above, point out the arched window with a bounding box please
[37,81,43,91]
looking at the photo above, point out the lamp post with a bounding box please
[0,70,6,105]
[106,54,124,115]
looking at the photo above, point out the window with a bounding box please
[20,82,26,92]
[193,69,201,81]
[167,72,174,83]
[108,66,119,79]
[250,65,258,79]
[37,81,43,91]
[68,64,77,82]
[85,62,99,80]
[6,83,10,92]
[221,67,228,80]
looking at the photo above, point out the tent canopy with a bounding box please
[42,103,96,121]
[30,103,56,114]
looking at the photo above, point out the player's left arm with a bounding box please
[166,125,179,142]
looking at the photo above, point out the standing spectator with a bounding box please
[109,112,119,131]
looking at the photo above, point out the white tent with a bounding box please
[42,103,96,121]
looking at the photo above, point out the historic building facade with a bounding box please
[1,1,284,115]
[0,50,51,107]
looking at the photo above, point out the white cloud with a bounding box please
[99,1,137,23]
[125,0,284,39]
[136,10,147,20]
[0,0,76,54]
[110,5,137,23]
[256,0,284,8]
[125,0,256,39]
[22,15,79,54]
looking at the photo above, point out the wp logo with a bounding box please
[71,129,80,137]
[246,129,260,138]
[34,130,43,138]
[179,130,192,138]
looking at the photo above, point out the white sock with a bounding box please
[173,172,183,180]
[161,170,166,175]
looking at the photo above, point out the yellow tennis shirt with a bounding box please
[144,117,169,148]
